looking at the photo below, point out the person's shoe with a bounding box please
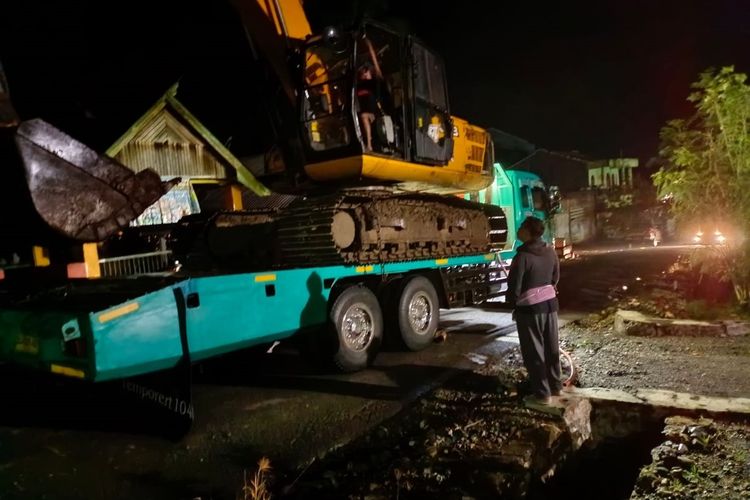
[523,395,565,416]
[523,395,551,410]
[551,385,575,397]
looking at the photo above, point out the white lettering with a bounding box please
[121,380,194,419]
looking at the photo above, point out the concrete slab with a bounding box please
[633,389,750,415]
[614,309,727,337]
[569,387,645,404]
[570,386,750,416]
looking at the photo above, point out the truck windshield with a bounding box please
[302,42,352,151]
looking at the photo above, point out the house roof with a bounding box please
[107,83,270,196]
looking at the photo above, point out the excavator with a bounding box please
[0,0,507,278]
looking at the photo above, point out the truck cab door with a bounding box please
[409,40,453,165]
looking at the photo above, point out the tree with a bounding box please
[653,66,750,307]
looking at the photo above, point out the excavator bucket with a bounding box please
[14,119,179,241]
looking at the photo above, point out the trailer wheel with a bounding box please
[329,285,383,372]
[395,276,439,351]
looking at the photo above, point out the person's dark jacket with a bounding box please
[506,239,560,314]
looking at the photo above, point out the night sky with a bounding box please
[2,0,749,162]
[308,0,750,161]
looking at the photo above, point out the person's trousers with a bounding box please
[516,311,562,398]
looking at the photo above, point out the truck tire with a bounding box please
[395,276,439,351]
[329,285,383,372]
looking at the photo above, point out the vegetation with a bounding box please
[654,67,750,308]
[239,457,273,500]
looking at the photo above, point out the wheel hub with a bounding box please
[408,292,432,335]
[342,305,373,351]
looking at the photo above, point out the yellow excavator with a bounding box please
[0,0,505,272]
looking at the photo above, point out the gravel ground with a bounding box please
[561,318,750,398]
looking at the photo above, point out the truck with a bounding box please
[0,0,559,431]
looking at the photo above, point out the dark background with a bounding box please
[2,0,749,161]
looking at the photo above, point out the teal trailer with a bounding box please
[0,253,503,383]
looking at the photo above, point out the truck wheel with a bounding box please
[396,276,439,351]
[329,286,383,372]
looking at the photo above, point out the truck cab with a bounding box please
[465,163,560,254]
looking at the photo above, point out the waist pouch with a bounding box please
[516,284,556,306]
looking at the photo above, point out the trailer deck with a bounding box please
[0,252,511,382]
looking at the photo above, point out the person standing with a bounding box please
[507,216,562,408]
[356,37,384,152]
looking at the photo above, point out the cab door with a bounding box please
[409,40,453,165]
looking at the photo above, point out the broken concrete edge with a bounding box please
[570,387,750,417]
[614,309,750,336]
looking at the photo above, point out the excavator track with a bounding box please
[276,191,508,267]
[177,191,508,271]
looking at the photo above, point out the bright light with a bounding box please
[717,234,726,243]
[622,285,628,291]
[693,235,701,243]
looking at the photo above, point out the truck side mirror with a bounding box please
[548,186,562,214]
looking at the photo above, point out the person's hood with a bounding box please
[518,239,548,256]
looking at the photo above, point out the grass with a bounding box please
[239,457,273,500]
[682,464,702,484]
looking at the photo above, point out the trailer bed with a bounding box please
[0,252,511,382]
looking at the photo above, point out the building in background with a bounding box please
[107,84,263,226]
[489,128,597,244]
[586,157,638,189]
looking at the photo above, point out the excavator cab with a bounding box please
[299,23,487,192]
[300,23,453,163]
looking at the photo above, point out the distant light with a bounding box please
[622,285,628,291]
[635,277,642,281]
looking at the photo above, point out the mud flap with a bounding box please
[119,288,194,440]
